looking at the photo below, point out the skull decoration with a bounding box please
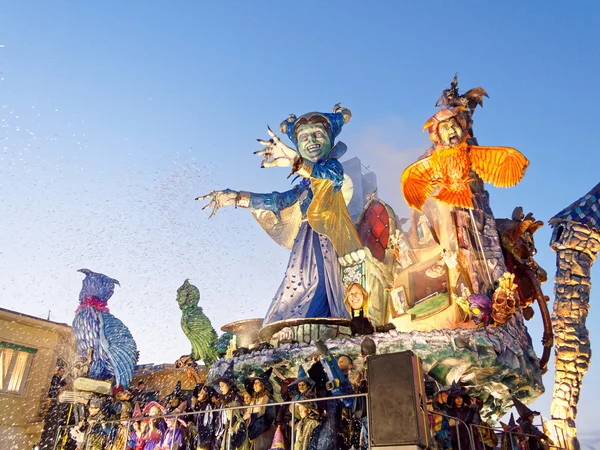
[491,272,519,325]
[468,294,492,327]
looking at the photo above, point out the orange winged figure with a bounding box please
[401,108,529,211]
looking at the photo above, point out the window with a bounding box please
[0,342,37,395]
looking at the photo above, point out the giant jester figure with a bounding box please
[72,269,138,388]
[198,104,362,325]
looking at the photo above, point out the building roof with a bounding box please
[550,182,600,231]
[0,306,72,333]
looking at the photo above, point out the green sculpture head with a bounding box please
[177,279,200,309]
[295,120,332,162]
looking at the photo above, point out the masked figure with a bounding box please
[243,368,277,450]
[212,366,248,450]
[198,105,362,325]
[294,403,321,450]
[193,384,217,450]
[402,90,529,211]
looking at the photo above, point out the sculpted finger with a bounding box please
[267,126,279,141]
[201,200,215,210]
[254,148,270,156]
[208,205,219,219]
[195,192,214,201]
[261,159,279,168]
[256,139,272,146]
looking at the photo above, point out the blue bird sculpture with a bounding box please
[72,269,138,388]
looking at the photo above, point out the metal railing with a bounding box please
[52,391,371,450]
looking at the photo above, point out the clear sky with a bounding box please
[1,0,599,435]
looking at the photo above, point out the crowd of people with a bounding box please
[426,383,554,450]
[46,336,554,450]
[49,338,377,450]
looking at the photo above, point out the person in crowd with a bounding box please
[512,397,554,450]
[212,365,247,450]
[48,366,68,400]
[135,401,167,450]
[294,402,321,450]
[69,397,111,450]
[446,384,482,450]
[133,381,149,407]
[500,414,526,450]
[244,368,277,450]
[161,415,185,450]
[193,383,217,450]
[108,401,137,450]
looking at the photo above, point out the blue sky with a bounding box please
[1,0,599,434]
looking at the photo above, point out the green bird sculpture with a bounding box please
[176,279,219,367]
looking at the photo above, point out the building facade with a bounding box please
[0,308,74,450]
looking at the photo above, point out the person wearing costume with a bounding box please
[344,283,375,335]
[446,384,482,450]
[108,400,137,450]
[243,368,277,450]
[212,365,248,450]
[198,105,362,326]
[344,283,395,336]
[431,386,453,450]
[193,383,217,450]
[69,397,111,450]
[293,403,321,450]
[135,401,167,450]
[512,397,554,450]
[500,414,527,450]
[161,415,185,450]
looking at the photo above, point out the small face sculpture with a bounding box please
[219,381,230,395]
[149,406,161,417]
[437,118,465,147]
[253,379,264,394]
[347,285,365,311]
[468,294,492,327]
[491,289,517,325]
[296,123,332,162]
[454,396,464,408]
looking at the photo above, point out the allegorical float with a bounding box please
[197,74,551,424]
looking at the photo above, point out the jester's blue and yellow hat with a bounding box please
[280,103,352,148]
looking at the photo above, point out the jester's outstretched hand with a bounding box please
[196,127,300,218]
[255,126,298,168]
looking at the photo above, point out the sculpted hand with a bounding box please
[255,126,298,168]
[196,189,238,219]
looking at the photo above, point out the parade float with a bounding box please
[197,76,552,425]
[45,76,600,450]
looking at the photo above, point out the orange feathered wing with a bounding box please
[401,156,435,212]
[469,146,529,188]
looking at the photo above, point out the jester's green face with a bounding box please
[296,123,332,162]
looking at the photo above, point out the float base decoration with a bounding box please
[210,313,543,423]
